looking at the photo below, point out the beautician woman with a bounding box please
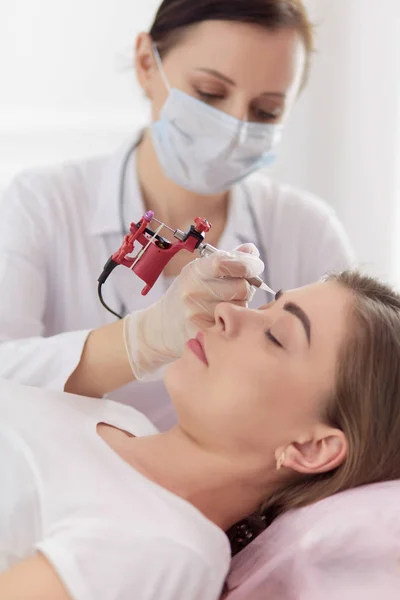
[0,0,354,429]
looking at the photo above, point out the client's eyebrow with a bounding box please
[275,291,311,345]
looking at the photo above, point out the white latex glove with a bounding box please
[123,243,264,381]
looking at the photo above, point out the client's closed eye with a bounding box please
[266,329,284,349]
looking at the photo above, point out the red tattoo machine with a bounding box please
[98,211,268,319]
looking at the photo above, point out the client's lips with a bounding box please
[186,331,208,366]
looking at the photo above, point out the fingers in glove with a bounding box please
[191,251,264,280]
[183,277,251,309]
[234,242,260,257]
[214,250,264,279]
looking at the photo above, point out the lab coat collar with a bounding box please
[89,130,144,236]
[219,182,260,253]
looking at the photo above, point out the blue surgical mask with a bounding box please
[150,45,283,195]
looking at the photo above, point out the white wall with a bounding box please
[1,0,400,282]
[0,0,159,184]
[272,0,400,282]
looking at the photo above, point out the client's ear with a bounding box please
[277,427,348,474]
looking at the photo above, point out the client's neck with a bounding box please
[127,426,278,531]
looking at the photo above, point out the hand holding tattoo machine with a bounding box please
[98,210,273,318]
[97,211,273,381]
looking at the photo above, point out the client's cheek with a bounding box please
[163,361,187,396]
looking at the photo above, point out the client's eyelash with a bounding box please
[266,329,284,348]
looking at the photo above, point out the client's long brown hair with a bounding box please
[229,271,400,554]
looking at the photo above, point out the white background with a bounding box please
[1,0,400,282]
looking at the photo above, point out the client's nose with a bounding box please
[214,302,248,336]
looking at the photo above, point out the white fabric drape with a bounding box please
[272,0,400,283]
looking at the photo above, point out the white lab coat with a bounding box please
[0,131,355,430]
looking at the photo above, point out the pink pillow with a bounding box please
[225,481,400,599]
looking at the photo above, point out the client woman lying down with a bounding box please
[1,245,400,600]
